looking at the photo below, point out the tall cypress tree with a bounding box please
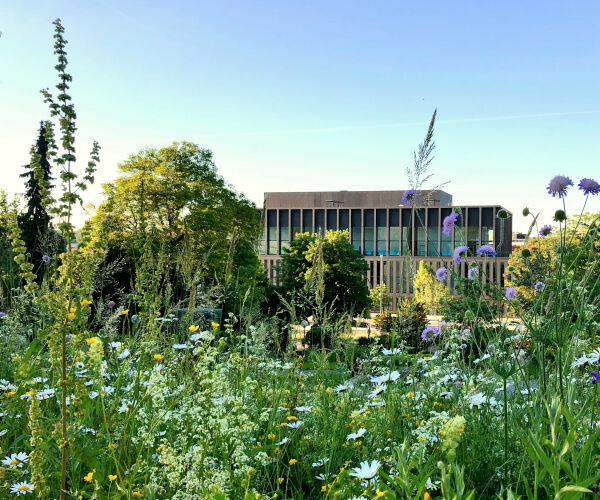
[18,121,55,267]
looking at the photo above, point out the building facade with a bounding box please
[259,190,512,310]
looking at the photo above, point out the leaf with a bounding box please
[555,485,591,499]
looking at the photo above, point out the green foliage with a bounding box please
[369,283,392,312]
[374,310,393,332]
[414,261,449,313]
[83,142,265,316]
[18,121,63,274]
[395,296,428,347]
[278,230,371,317]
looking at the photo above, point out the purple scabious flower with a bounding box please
[442,212,459,236]
[539,224,552,237]
[534,281,545,292]
[453,245,469,264]
[505,287,516,300]
[468,266,479,280]
[421,326,439,342]
[476,245,496,257]
[591,372,599,385]
[0,312,6,319]
[578,178,600,196]
[547,175,573,198]
[436,267,448,282]
[42,254,51,264]
[107,300,116,309]
[401,189,417,206]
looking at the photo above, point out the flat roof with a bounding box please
[263,190,453,208]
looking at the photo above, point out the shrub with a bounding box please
[395,297,427,348]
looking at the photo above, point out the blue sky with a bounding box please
[1,1,599,231]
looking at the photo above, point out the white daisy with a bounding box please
[367,385,386,399]
[287,420,304,429]
[35,388,55,400]
[381,347,402,355]
[425,477,440,491]
[349,459,381,480]
[275,437,290,446]
[117,348,130,359]
[10,482,34,495]
[346,428,367,441]
[2,452,29,468]
[294,405,312,413]
[333,382,353,393]
[311,457,329,467]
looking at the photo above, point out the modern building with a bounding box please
[259,190,512,310]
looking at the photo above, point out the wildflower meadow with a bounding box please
[1,17,600,500]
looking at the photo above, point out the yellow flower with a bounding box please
[278,477,284,484]
[80,299,92,306]
[70,307,77,313]
[7,391,16,397]
[83,471,93,483]
[86,337,99,345]
[67,312,76,321]
[189,325,199,332]
[288,458,297,465]
[321,485,327,492]
[573,430,578,440]
[286,415,298,421]
[280,422,288,427]
[424,493,432,500]
[108,443,116,450]
[121,309,129,315]
[132,492,144,498]
[211,321,219,328]
[407,392,415,398]
[153,354,164,362]
[267,433,276,440]
[108,474,117,481]
[376,489,387,498]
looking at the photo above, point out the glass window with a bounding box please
[389,227,400,255]
[315,209,325,236]
[376,209,387,255]
[339,209,349,231]
[415,209,425,256]
[291,209,301,240]
[327,209,337,231]
[364,227,374,255]
[427,208,439,256]
[302,209,313,233]
[258,224,267,255]
[440,207,453,256]
[467,208,480,253]
[364,209,374,255]
[267,210,277,255]
[351,209,362,252]
[416,227,426,256]
[401,209,411,256]
[481,207,494,247]
[279,210,289,253]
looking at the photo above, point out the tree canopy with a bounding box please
[277,230,370,317]
[83,142,265,313]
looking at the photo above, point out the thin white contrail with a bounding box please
[197,110,599,138]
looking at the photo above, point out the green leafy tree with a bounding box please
[369,283,392,312]
[278,230,370,317]
[83,142,265,315]
[413,261,448,313]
